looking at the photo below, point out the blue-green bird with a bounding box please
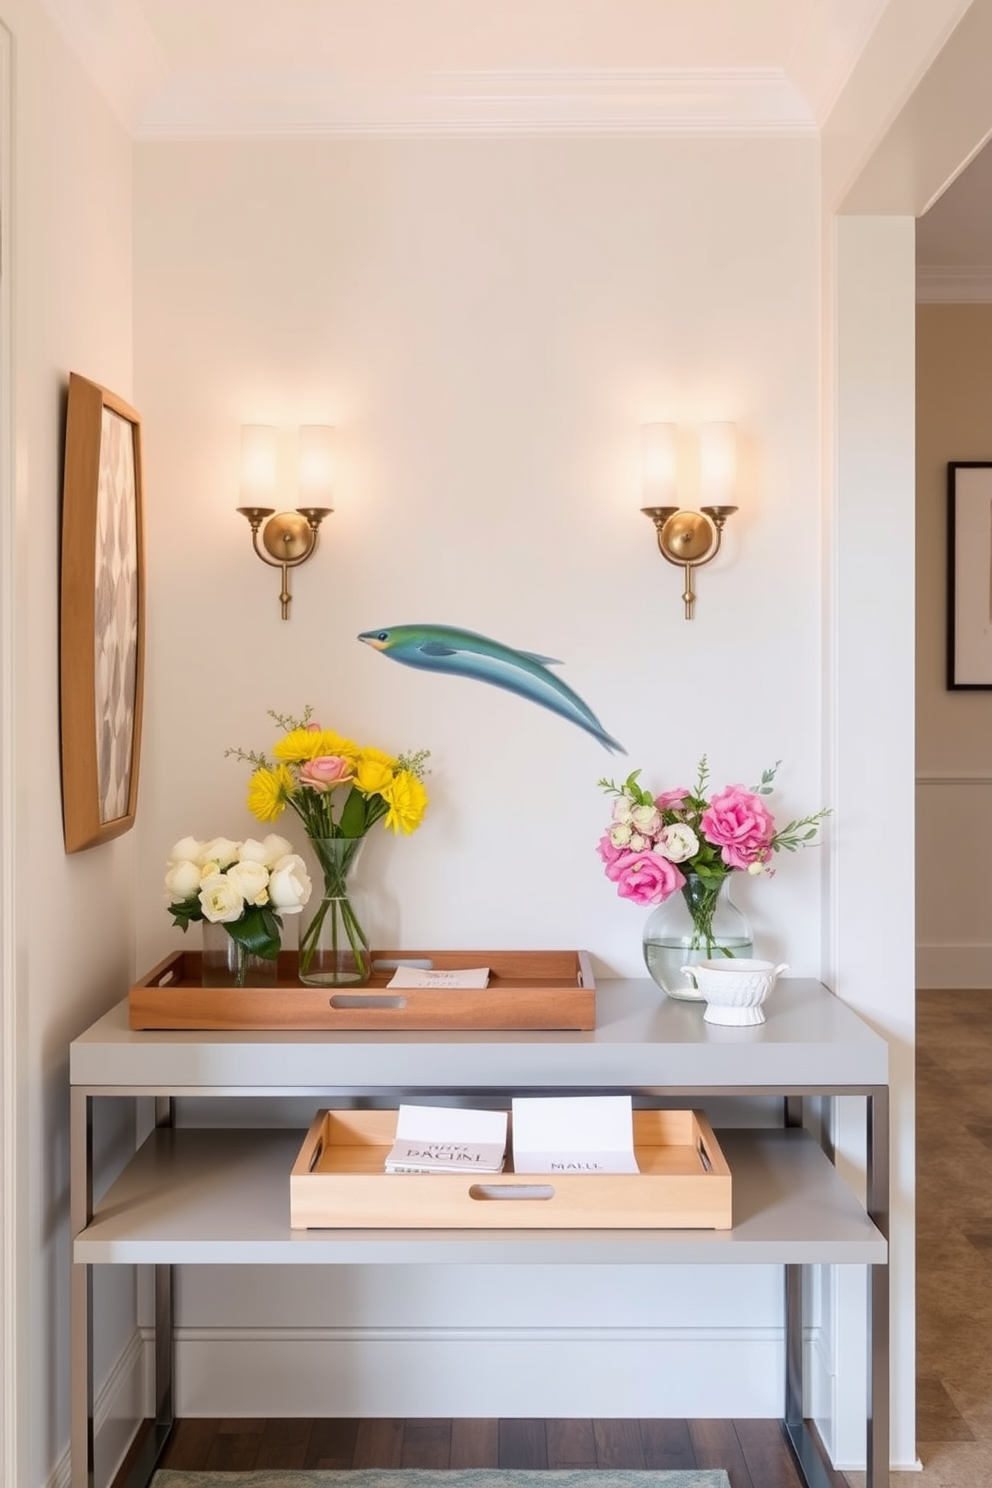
[358,623,625,754]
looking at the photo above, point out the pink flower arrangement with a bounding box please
[597,757,829,910]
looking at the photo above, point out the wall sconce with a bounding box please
[641,421,738,619]
[236,425,334,619]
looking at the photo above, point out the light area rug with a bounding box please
[152,1471,732,1488]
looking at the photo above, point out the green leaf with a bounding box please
[338,788,370,838]
[225,904,281,961]
[168,897,203,932]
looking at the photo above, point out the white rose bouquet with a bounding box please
[165,834,312,978]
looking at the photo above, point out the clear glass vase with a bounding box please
[643,872,753,1001]
[298,836,372,987]
[201,919,279,989]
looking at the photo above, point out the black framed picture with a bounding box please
[947,461,992,689]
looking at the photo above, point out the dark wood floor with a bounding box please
[117,1415,848,1487]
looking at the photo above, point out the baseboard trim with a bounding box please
[170,1323,800,1419]
[916,945,992,988]
[47,1328,146,1488]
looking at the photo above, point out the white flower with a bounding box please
[199,836,241,869]
[268,854,312,913]
[168,836,205,865]
[609,822,633,848]
[164,859,202,902]
[748,859,769,876]
[198,871,245,923]
[238,837,271,865]
[611,799,633,825]
[657,823,699,863]
[227,858,271,906]
[628,832,647,851]
[261,833,294,867]
[631,803,662,836]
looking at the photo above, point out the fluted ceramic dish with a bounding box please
[680,959,789,1026]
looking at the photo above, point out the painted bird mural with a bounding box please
[358,623,625,754]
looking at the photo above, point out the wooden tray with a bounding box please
[290,1107,732,1230]
[128,948,595,1031]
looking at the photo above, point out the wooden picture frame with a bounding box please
[947,462,992,689]
[60,372,145,852]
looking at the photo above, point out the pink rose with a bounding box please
[655,787,690,811]
[597,832,626,881]
[299,755,353,792]
[700,784,775,869]
[614,850,685,907]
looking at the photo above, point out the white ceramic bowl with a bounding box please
[680,958,788,1026]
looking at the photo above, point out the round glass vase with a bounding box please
[201,920,279,989]
[298,836,372,987]
[642,872,753,1002]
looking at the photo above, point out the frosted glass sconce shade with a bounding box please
[642,423,678,507]
[240,425,278,505]
[298,425,335,507]
[700,422,737,508]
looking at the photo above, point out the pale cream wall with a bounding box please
[133,135,825,980]
[131,132,828,1422]
[916,304,992,987]
[0,1,137,1483]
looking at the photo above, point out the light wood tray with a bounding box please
[290,1108,732,1230]
[128,948,595,1031]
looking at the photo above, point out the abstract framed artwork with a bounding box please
[947,462,992,689]
[60,372,145,852]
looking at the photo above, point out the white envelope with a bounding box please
[511,1095,640,1174]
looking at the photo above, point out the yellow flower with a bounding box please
[273,727,359,765]
[315,729,360,761]
[247,763,294,821]
[354,747,396,796]
[381,770,428,835]
[273,728,325,764]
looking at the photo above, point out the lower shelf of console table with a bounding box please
[74,1125,885,1265]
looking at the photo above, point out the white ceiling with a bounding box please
[38,0,992,277]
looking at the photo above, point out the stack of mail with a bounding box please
[385,1103,507,1174]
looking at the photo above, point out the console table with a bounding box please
[69,976,889,1488]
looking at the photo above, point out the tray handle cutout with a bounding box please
[469,1184,555,1202]
[328,995,408,1010]
[308,1137,324,1173]
[697,1138,712,1172]
[371,959,434,971]
[153,967,178,988]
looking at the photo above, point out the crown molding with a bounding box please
[917,265,992,302]
[132,67,816,140]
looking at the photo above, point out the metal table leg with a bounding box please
[70,1088,94,1488]
[71,1092,177,1488]
[782,1088,890,1488]
[867,1085,890,1488]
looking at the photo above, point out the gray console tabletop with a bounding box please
[70,976,887,1090]
[70,976,889,1488]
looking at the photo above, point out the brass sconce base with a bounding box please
[642,504,738,619]
[237,506,332,619]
